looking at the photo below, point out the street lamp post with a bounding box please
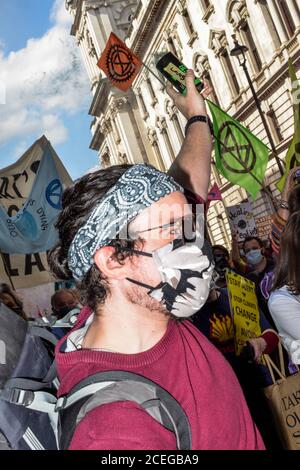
[230,35,285,176]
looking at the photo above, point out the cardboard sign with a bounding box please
[226,270,261,356]
[227,201,258,242]
[255,215,273,241]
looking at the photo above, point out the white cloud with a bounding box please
[51,0,72,26]
[0,0,90,148]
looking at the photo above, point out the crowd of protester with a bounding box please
[1,71,300,452]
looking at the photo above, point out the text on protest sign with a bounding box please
[226,270,261,356]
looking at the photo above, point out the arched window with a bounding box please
[209,29,240,98]
[166,100,185,144]
[164,24,183,60]
[227,0,262,73]
[193,52,220,105]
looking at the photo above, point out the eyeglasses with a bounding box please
[128,214,200,242]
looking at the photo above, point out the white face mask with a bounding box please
[126,238,214,318]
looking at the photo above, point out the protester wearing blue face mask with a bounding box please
[241,237,276,329]
[243,237,274,283]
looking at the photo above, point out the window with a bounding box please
[136,88,148,119]
[277,0,296,38]
[209,30,240,98]
[172,115,184,144]
[182,8,195,36]
[147,129,166,171]
[200,0,215,22]
[266,105,284,144]
[241,22,262,72]
[194,53,220,104]
[203,71,219,105]
[166,100,185,144]
[168,37,177,57]
[202,0,211,9]
[256,0,281,49]
[227,1,262,74]
[157,117,176,162]
[220,50,240,95]
[146,78,157,106]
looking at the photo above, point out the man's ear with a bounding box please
[94,246,130,280]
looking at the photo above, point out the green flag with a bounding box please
[207,100,269,199]
[276,59,300,192]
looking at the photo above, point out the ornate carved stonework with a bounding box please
[106,0,140,36]
[226,0,248,30]
[147,128,158,145]
[165,101,177,119]
[156,117,168,133]
[110,97,128,116]
[193,52,211,75]
[118,152,128,164]
[100,118,112,136]
[209,30,229,57]
[101,146,111,168]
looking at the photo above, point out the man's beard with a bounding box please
[125,282,177,319]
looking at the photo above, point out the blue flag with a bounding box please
[0,144,64,254]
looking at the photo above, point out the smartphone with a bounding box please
[156,52,204,95]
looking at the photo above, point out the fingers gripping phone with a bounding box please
[156,52,204,95]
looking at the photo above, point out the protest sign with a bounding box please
[226,270,261,356]
[255,214,272,241]
[227,201,257,242]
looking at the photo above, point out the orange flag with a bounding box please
[97,32,142,92]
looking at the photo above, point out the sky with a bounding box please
[0,0,99,179]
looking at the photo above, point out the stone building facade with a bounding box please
[65,0,300,248]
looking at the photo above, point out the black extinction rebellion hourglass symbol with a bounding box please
[218,121,257,174]
[106,44,137,85]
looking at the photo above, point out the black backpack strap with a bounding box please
[57,371,192,450]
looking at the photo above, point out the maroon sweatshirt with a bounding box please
[56,306,265,450]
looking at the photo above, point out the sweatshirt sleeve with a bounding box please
[69,401,177,450]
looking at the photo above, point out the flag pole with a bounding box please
[0,251,16,291]
[142,62,165,87]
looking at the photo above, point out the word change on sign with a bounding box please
[226,270,261,356]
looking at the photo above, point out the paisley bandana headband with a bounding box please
[68,164,183,280]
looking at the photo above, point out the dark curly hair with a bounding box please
[48,164,143,312]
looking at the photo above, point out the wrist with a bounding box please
[185,115,213,136]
